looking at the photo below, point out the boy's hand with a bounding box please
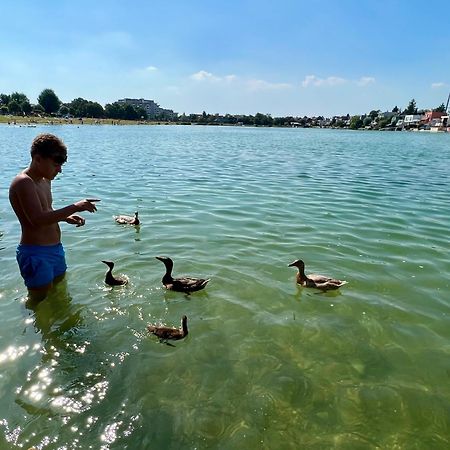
[75,199,100,213]
[66,214,86,227]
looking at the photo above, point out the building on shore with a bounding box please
[117,98,177,120]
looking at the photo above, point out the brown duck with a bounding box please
[288,259,347,291]
[114,211,140,225]
[156,256,210,294]
[102,260,128,286]
[147,315,188,341]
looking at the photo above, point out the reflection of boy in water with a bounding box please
[9,133,99,301]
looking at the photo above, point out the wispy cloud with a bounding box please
[190,70,236,82]
[145,65,158,72]
[246,79,292,91]
[301,75,375,88]
[357,76,376,86]
[301,75,347,87]
[431,82,447,88]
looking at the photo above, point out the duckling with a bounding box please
[288,259,347,291]
[147,315,188,341]
[155,256,210,294]
[114,211,140,225]
[101,260,128,286]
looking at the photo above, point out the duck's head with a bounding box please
[134,211,139,218]
[156,256,173,266]
[102,260,115,269]
[288,259,305,269]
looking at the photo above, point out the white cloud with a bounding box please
[301,75,375,88]
[431,82,446,88]
[190,70,236,82]
[247,79,292,91]
[145,65,158,72]
[301,75,347,87]
[357,76,376,86]
[190,70,221,81]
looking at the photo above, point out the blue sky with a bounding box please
[1,0,448,116]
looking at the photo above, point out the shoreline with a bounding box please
[1,115,448,133]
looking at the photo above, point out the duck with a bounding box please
[288,259,347,291]
[147,315,188,341]
[155,256,210,293]
[114,211,140,225]
[101,260,128,286]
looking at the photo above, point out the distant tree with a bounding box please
[8,100,22,115]
[20,100,32,115]
[69,97,89,117]
[392,105,399,113]
[33,104,45,114]
[59,105,70,116]
[85,101,104,118]
[254,112,273,126]
[433,103,446,112]
[135,107,148,120]
[363,117,372,127]
[0,105,8,115]
[368,110,379,120]
[404,99,418,115]
[123,104,138,120]
[10,92,29,104]
[349,115,363,129]
[104,102,122,119]
[0,93,11,106]
[378,117,392,129]
[38,88,61,114]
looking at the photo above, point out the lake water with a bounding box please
[0,124,449,449]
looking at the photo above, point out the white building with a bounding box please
[117,98,177,119]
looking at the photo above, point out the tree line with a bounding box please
[0,89,150,121]
[0,89,447,127]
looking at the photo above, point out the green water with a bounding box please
[0,125,449,449]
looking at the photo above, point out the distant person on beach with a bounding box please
[9,133,100,302]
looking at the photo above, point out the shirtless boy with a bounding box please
[9,133,99,301]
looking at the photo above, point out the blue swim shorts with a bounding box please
[16,243,67,289]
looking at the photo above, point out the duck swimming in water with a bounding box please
[147,315,188,341]
[155,256,210,294]
[114,211,140,225]
[102,260,128,286]
[288,259,347,291]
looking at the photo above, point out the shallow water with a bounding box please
[0,124,449,449]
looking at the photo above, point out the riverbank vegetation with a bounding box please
[0,88,447,130]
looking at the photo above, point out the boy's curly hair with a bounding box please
[31,134,67,164]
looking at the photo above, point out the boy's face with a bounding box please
[37,155,65,180]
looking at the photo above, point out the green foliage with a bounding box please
[368,110,379,120]
[38,88,61,114]
[33,104,45,114]
[404,99,417,115]
[349,115,363,129]
[68,97,104,118]
[135,107,148,120]
[0,105,8,114]
[8,100,21,115]
[363,117,372,127]
[10,92,29,104]
[59,105,70,116]
[0,93,10,106]
[20,100,32,115]
[433,103,446,112]
[104,102,145,120]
